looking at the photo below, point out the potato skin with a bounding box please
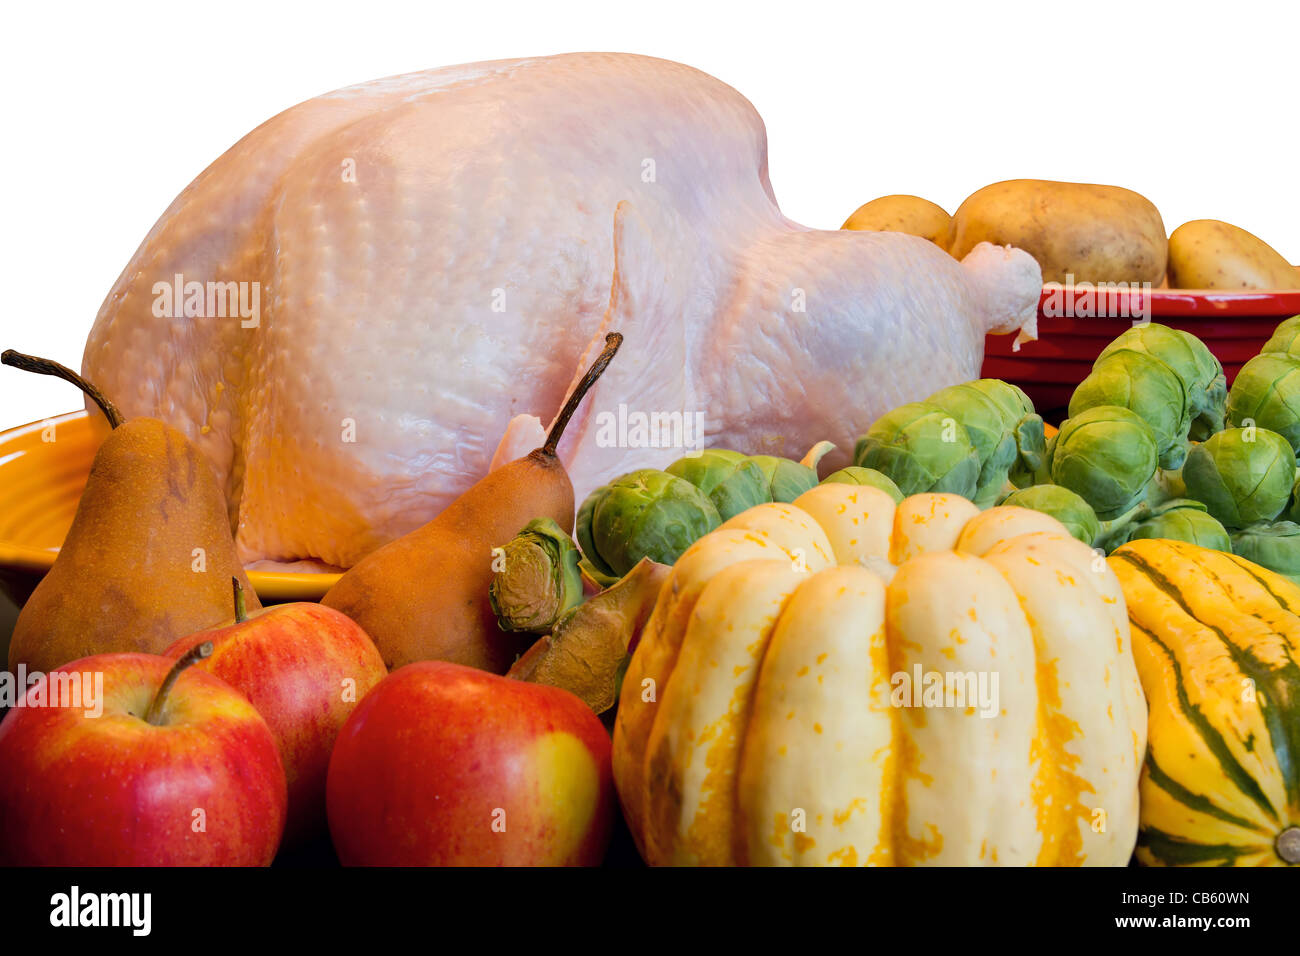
[1167,219,1300,290]
[948,179,1166,284]
[842,195,951,248]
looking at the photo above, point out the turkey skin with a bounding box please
[82,52,1041,569]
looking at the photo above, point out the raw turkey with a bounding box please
[82,52,1041,570]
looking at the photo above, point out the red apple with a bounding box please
[327,660,614,866]
[163,584,387,844]
[0,647,286,865]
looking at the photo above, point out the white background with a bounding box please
[2,0,1295,427]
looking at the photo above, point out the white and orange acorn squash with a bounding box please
[612,486,1148,866]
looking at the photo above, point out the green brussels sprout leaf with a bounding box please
[1260,315,1300,360]
[666,449,770,521]
[1181,427,1295,529]
[926,380,1046,505]
[1226,352,1300,461]
[999,484,1101,546]
[576,469,721,580]
[1070,350,1191,469]
[1097,323,1226,440]
[747,454,819,503]
[1286,470,1300,524]
[1048,405,1160,519]
[1122,504,1233,553]
[853,402,981,499]
[1231,520,1300,584]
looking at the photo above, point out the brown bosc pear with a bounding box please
[2,351,260,673]
[321,333,623,673]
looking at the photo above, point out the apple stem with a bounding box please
[145,641,213,726]
[232,576,248,624]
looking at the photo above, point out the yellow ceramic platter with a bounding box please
[0,410,340,603]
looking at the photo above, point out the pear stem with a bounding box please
[542,332,622,456]
[145,641,212,726]
[1,350,125,429]
[232,576,248,624]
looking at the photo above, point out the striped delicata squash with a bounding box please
[1109,538,1300,866]
[612,485,1147,866]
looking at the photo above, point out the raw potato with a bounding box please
[842,195,951,248]
[1167,219,1300,290]
[949,179,1167,285]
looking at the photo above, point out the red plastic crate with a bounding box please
[982,287,1300,418]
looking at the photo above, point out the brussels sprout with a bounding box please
[925,379,1047,506]
[1231,521,1300,582]
[1260,315,1300,359]
[577,469,721,581]
[1097,324,1227,440]
[1069,351,1191,469]
[820,466,905,503]
[1048,405,1160,519]
[746,454,819,503]
[1286,471,1300,524]
[665,449,770,520]
[1124,505,1232,552]
[999,484,1101,546]
[489,518,584,633]
[853,402,981,499]
[1226,353,1300,460]
[1181,427,1295,529]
